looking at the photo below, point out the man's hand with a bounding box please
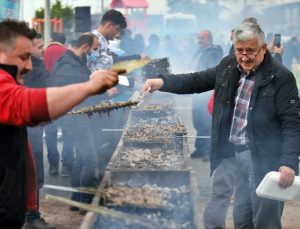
[141,79,164,96]
[268,40,284,55]
[106,87,119,97]
[274,44,284,55]
[278,166,295,188]
[140,53,150,60]
[88,69,120,95]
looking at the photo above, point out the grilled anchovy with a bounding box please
[67,100,139,117]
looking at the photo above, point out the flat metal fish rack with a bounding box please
[81,58,199,229]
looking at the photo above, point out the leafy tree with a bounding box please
[35,0,74,35]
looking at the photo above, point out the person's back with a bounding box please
[190,29,223,160]
[145,34,161,59]
[43,32,67,73]
[52,34,100,206]
[283,36,300,70]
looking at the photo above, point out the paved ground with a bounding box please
[39,94,300,229]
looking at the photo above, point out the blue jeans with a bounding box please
[45,122,59,167]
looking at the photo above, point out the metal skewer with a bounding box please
[46,194,158,229]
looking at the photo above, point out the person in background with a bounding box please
[268,34,285,64]
[50,33,102,211]
[0,19,119,228]
[283,36,300,71]
[43,32,70,176]
[132,33,145,55]
[142,21,300,229]
[88,9,127,71]
[145,34,161,59]
[88,9,148,183]
[119,28,134,55]
[23,33,55,229]
[189,29,223,160]
[44,32,67,72]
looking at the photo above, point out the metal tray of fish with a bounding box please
[88,170,197,229]
[100,170,192,207]
[122,124,186,150]
[124,124,187,139]
[107,146,190,170]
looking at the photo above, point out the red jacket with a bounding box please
[43,42,67,73]
[208,91,214,115]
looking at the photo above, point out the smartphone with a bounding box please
[274,34,281,48]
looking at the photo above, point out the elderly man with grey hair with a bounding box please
[141,21,300,229]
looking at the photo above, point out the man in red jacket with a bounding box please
[0,19,119,228]
[43,32,67,73]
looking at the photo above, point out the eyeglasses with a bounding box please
[234,46,262,59]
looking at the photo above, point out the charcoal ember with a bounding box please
[114,148,185,169]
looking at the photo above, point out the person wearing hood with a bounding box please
[189,29,223,160]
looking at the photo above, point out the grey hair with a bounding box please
[233,22,266,47]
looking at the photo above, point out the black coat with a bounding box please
[190,45,223,71]
[50,50,91,86]
[160,51,300,183]
[0,65,27,227]
[24,56,48,88]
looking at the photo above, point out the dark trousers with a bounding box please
[67,119,98,203]
[233,150,283,229]
[27,126,44,189]
[204,156,237,229]
[26,126,43,221]
[45,122,59,167]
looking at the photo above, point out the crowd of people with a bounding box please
[0,7,300,229]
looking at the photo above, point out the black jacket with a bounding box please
[190,45,223,71]
[0,64,27,228]
[160,51,300,183]
[24,56,48,88]
[51,50,91,86]
[50,50,111,110]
